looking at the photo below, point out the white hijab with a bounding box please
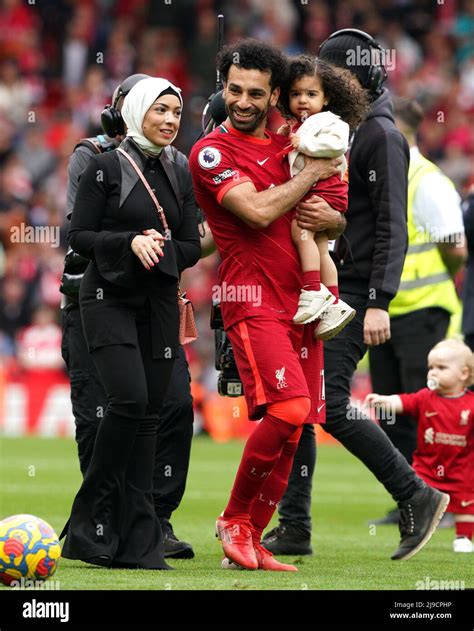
[121,77,183,156]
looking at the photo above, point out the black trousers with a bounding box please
[61,306,194,518]
[61,313,175,567]
[369,307,450,464]
[278,292,423,534]
[153,347,194,521]
[61,306,107,476]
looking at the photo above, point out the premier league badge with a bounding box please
[198,147,221,169]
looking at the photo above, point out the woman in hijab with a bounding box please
[60,78,201,569]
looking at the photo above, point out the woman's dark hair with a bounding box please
[278,56,370,131]
[217,39,289,91]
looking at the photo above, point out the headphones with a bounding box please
[101,73,150,138]
[319,28,388,97]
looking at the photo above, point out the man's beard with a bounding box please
[226,102,268,132]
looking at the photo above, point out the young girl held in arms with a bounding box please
[278,56,369,339]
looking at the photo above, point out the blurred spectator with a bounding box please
[0,58,35,127]
[188,9,219,95]
[17,125,56,188]
[62,4,97,88]
[16,305,62,370]
[458,56,474,109]
[0,275,32,352]
[452,0,474,63]
[303,1,331,54]
[104,19,136,83]
[0,0,40,73]
[378,21,423,87]
[250,0,302,54]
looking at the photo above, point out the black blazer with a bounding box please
[69,138,201,288]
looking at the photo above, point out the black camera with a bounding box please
[60,247,90,300]
[210,301,243,397]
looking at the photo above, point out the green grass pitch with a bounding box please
[0,435,472,590]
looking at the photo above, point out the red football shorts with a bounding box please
[226,317,325,424]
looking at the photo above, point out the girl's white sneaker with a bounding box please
[293,285,335,325]
[314,300,356,340]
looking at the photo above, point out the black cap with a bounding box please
[319,30,384,93]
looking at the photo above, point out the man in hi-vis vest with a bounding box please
[370,97,467,525]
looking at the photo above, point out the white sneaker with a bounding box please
[314,299,356,340]
[293,285,336,325]
[453,537,473,553]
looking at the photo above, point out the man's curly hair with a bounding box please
[217,39,289,91]
[278,56,370,131]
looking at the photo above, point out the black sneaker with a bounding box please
[369,506,399,526]
[161,520,195,559]
[391,486,450,560]
[261,524,312,556]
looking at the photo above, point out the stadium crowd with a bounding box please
[0,0,473,437]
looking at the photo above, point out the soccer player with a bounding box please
[189,39,344,571]
[366,339,473,552]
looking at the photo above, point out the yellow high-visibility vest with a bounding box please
[389,152,460,318]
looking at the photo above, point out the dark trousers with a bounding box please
[153,348,194,521]
[278,293,423,534]
[61,316,175,566]
[61,306,107,476]
[61,306,194,519]
[369,308,450,464]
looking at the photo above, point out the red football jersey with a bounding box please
[399,388,474,493]
[189,123,303,329]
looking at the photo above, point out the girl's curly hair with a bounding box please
[278,56,370,132]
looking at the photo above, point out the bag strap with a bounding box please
[117,147,169,231]
[75,136,117,155]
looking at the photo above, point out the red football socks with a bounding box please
[223,415,301,521]
[328,285,339,304]
[455,521,474,540]
[250,426,303,543]
[303,271,321,292]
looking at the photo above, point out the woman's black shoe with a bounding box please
[161,519,195,559]
[82,555,112,568]
[261,524,313,556]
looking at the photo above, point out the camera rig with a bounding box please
[210,301,243,398]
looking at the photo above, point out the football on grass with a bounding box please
[0,514,61,585]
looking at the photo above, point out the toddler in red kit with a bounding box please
[277,57,369,340]
[366,339,474,552]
